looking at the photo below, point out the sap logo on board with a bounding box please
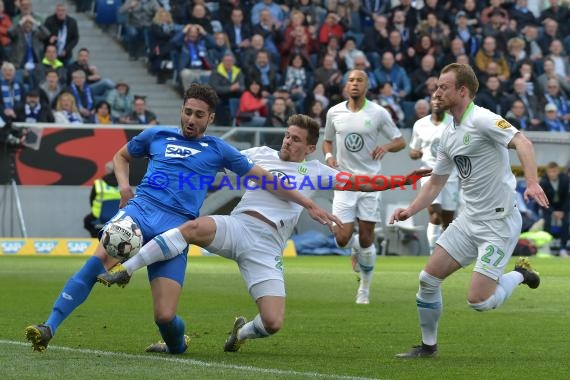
[165,144,201,158]
[1,241,25,254]
[67,241,92,254]
[34,240,58,254]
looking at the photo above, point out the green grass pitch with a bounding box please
[1,255,569,380]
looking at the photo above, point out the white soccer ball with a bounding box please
[102,219,143,262]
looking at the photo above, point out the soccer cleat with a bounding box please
[25,324,53,352]
[224,316,247,352]
[96,263,131,288]
[145,334,191,354]
[514,257,540,289]
[395,344,438,358]
[355,288,369,304]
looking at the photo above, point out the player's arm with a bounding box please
[337,168,432,192]
[508,132,549,208]
[372,135,406,160]
[113,145,135,207]
[322,139,337,168]
[389,173,449,224]
[246,164,342,228]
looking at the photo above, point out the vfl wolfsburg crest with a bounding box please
[463,133,471,145]
[344,133,364,152]
[297,164,308,175]
[364,119,372,128]
[430,138,440,158]
[453,155,472,179]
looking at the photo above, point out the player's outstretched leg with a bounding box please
[97,263,131,287]
[224,316,247,352]
[146,334,191,354]
[514,257,540,289]
[24,324,53,352]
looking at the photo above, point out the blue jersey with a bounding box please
[127,127,253,218]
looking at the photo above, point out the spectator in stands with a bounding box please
[543,103,567,132]
[373,51,411,101]
[450,11,480,58]
[508,0,537,32]
[507,77,544,130]
[339,36,365,71]
[8,14,49,89]
[283,53,310,111]
[250,0,285,27]
[15,88,54,123]
[544,78,570,128]
[521,24,543,62]
[43,3,79,65]
[412,35,437,66]
[106,81,134,123]
[262,96,288,146]
[409,98,430,126]
[317,34,341,68]
[460,0,481,33]
[314,53,343,101]
[90,100,118,124]
[538,57,570,96]
[361,14,389,68]
[148,8,179,84]
[251,8,281,59]
[476,75,508,116]
[358,0,391,30]
[391,0,418,32]
[273,86,297,117]
[441,37,467,66]
[208,31,232,68]
[481,9,508,52]
[12,0,43,25]
[307,98,325,128]
[505,99,535,131]
[280,24,314,71]
[83,161,119,238]
[506,37,527,74]
[335,1,357,34]
[0,61,24,122]
[67,48,115,104]
[410,54,438,101]
[125,95,158,125]
[119,0,159,61]
[53,91,82,124]
[209,51,245,126]
[318,12,344,46]
[240,33,268,69]
[546,39,570,79]
[173,24,212,90]
[510,59,542,96]
[34,44,67,88]
[539,161,569,257]
[474,36,510,82]
[39,69,63,108]
[294,0,325,30]
[303,82,330,112]
[0,0,12,58]
[236,78,268,126]
[67,69,94,122]
[376,82,405,128]
[539,18,561,55]
[480,0,509,26]
[540,0,569,35]
[224,8,252,63]
[186,3,214,35]
[245,49,280,99]
[385,29,414,72]
[416,12,451,53]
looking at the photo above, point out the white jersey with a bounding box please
[433,103,518,220]
[410,113,458,182]
[232,146,340,242]
[324,99,402,175]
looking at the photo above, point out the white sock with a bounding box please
[416,271,443,346]
[496,271,523,300]
[358,244,377,291]
[123,228,188,274]
[426,223,442,254]
[237,314,270,340]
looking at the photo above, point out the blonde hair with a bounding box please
[153,8,173,24]
[440,63,479,98]
[56,92,79,113]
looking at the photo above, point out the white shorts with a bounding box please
[420,176,460,211]
[205,213,286,299]
[332,190,382,223]
[437,207,522,280]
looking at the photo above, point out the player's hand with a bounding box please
[409,149,423,159]
[524,181,549,209]
[371,146,386,160]
[325,156,338,168]
[404,168,432,185]
[389,207,412,224]
[119,187,135,208]
[306,203,343,232]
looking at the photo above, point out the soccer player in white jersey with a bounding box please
[323,69,406,304]
[409,97,459,254]
[390,63,550,358]
[97,114,429,352]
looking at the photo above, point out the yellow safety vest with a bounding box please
[91,179,121,218]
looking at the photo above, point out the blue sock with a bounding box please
[46,256,105,335]
[156,315,186,354]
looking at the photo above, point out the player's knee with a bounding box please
[418,270,442,296]
[180,220,199,241]
[468,294,498,312]
[262,316,283,335]
[357,245,377,272]
[335,235,352,248]
[154,309,177,324]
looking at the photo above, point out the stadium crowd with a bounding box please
[1,0,570,129]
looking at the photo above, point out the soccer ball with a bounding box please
[101,219,143,262]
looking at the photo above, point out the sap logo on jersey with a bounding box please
[165,144,202,158]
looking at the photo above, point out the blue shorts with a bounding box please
[107,199,192,286]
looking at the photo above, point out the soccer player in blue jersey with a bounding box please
[25,83,339,354]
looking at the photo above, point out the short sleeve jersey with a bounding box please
[433,103,519,220]
[127,127,253,218]
[324,100,402,175]
[232,146,340,241]
[409,113,458,182]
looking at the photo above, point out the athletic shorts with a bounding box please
[108,200,191,286]
[420,176,460,211]
[206,213,286,299]
[332,190,382,223]
[437,207,521,281]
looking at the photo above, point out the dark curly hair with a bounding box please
[183,83,219,112]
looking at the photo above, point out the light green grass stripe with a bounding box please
[0,340,383,380]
